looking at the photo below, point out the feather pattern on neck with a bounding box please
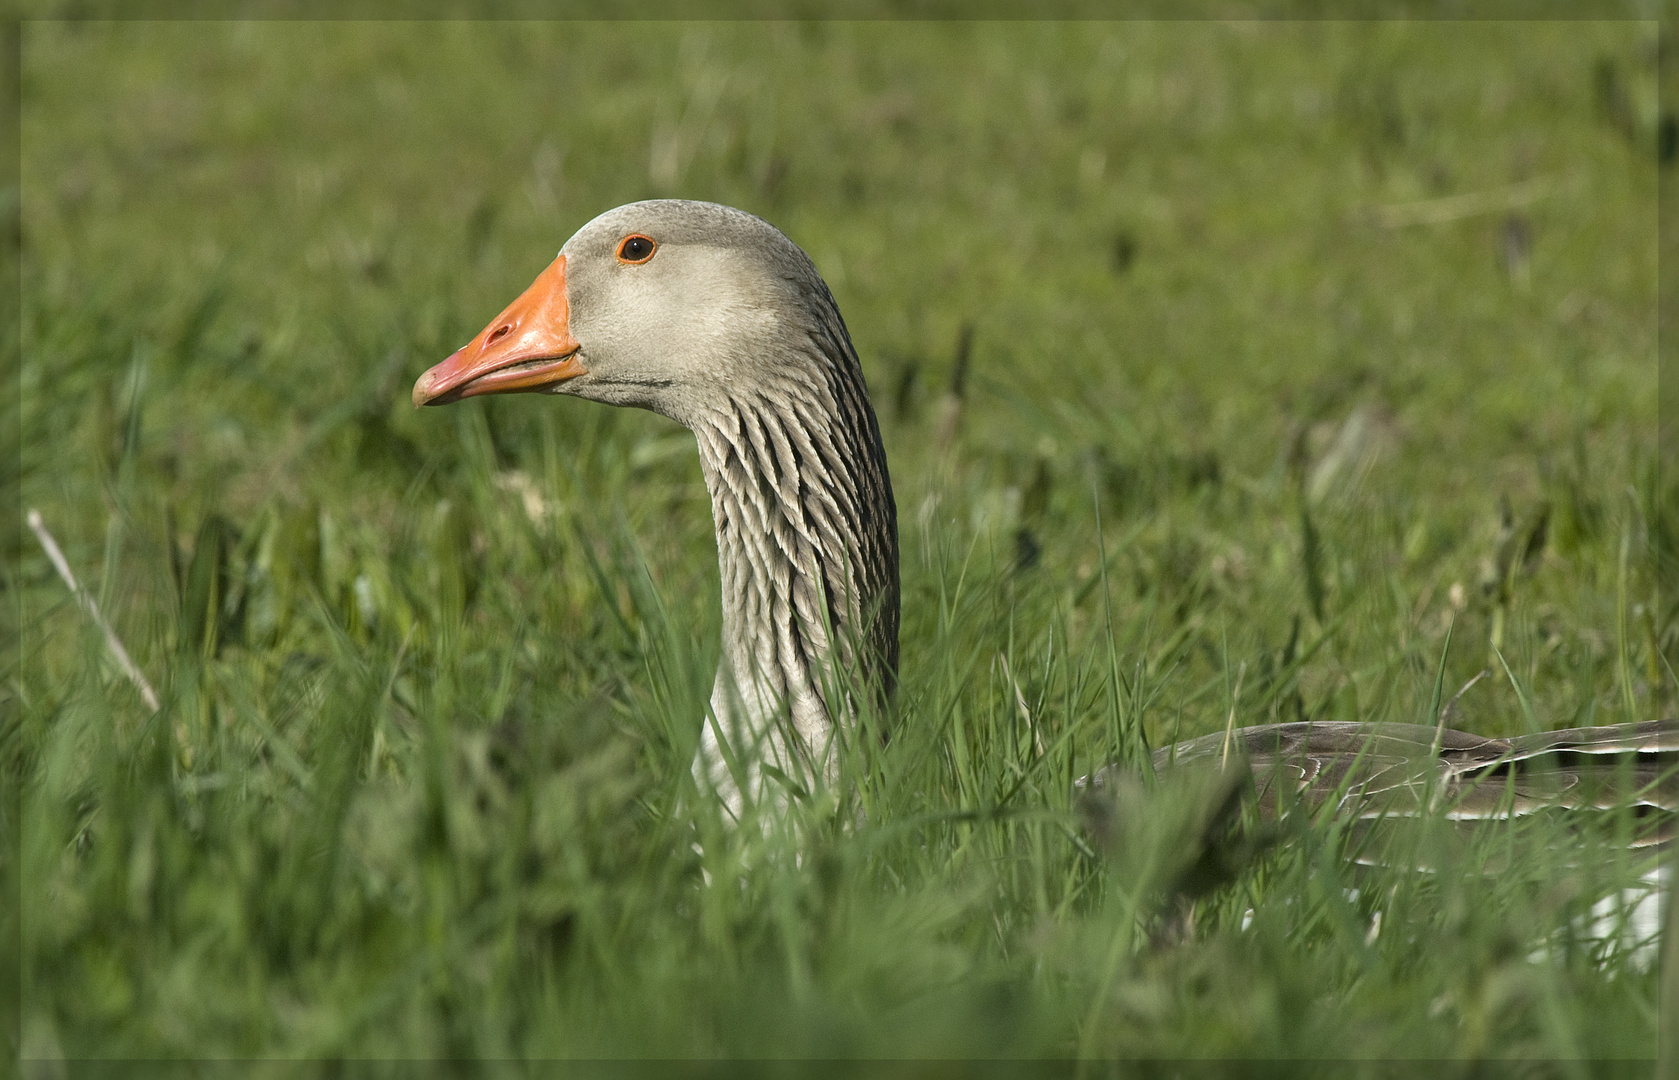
[689,294,898,799]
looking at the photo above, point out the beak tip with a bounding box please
[411,374,433,409]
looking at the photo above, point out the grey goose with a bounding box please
[413,199,1675,840]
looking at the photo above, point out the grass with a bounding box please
[13,20,1673,1067]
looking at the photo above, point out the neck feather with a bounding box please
[690,333,898,751]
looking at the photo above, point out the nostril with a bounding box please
[487,324,512,345]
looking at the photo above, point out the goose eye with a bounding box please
[616,234,657,264]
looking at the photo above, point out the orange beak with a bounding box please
[412,255,586,407]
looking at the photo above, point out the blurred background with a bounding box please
[16,21,1669,1060]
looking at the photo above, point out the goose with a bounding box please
[414,200,896,808]
[412,199,1675,839]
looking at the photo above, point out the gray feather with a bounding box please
[1114,720,1678,836]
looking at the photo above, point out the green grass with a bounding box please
[13,20,1672,1067]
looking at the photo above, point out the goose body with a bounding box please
[1097,719,1675,846]
[414,199,1674,830]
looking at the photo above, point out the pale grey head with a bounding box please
[557,202,847,421]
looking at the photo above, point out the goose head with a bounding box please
[414,200,845,427]
[414,200,899,803]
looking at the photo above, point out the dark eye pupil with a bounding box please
[623,237,651,260]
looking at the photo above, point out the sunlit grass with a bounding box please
[15,20,1670,1064]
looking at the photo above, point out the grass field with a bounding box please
[13,20,1673,1067]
